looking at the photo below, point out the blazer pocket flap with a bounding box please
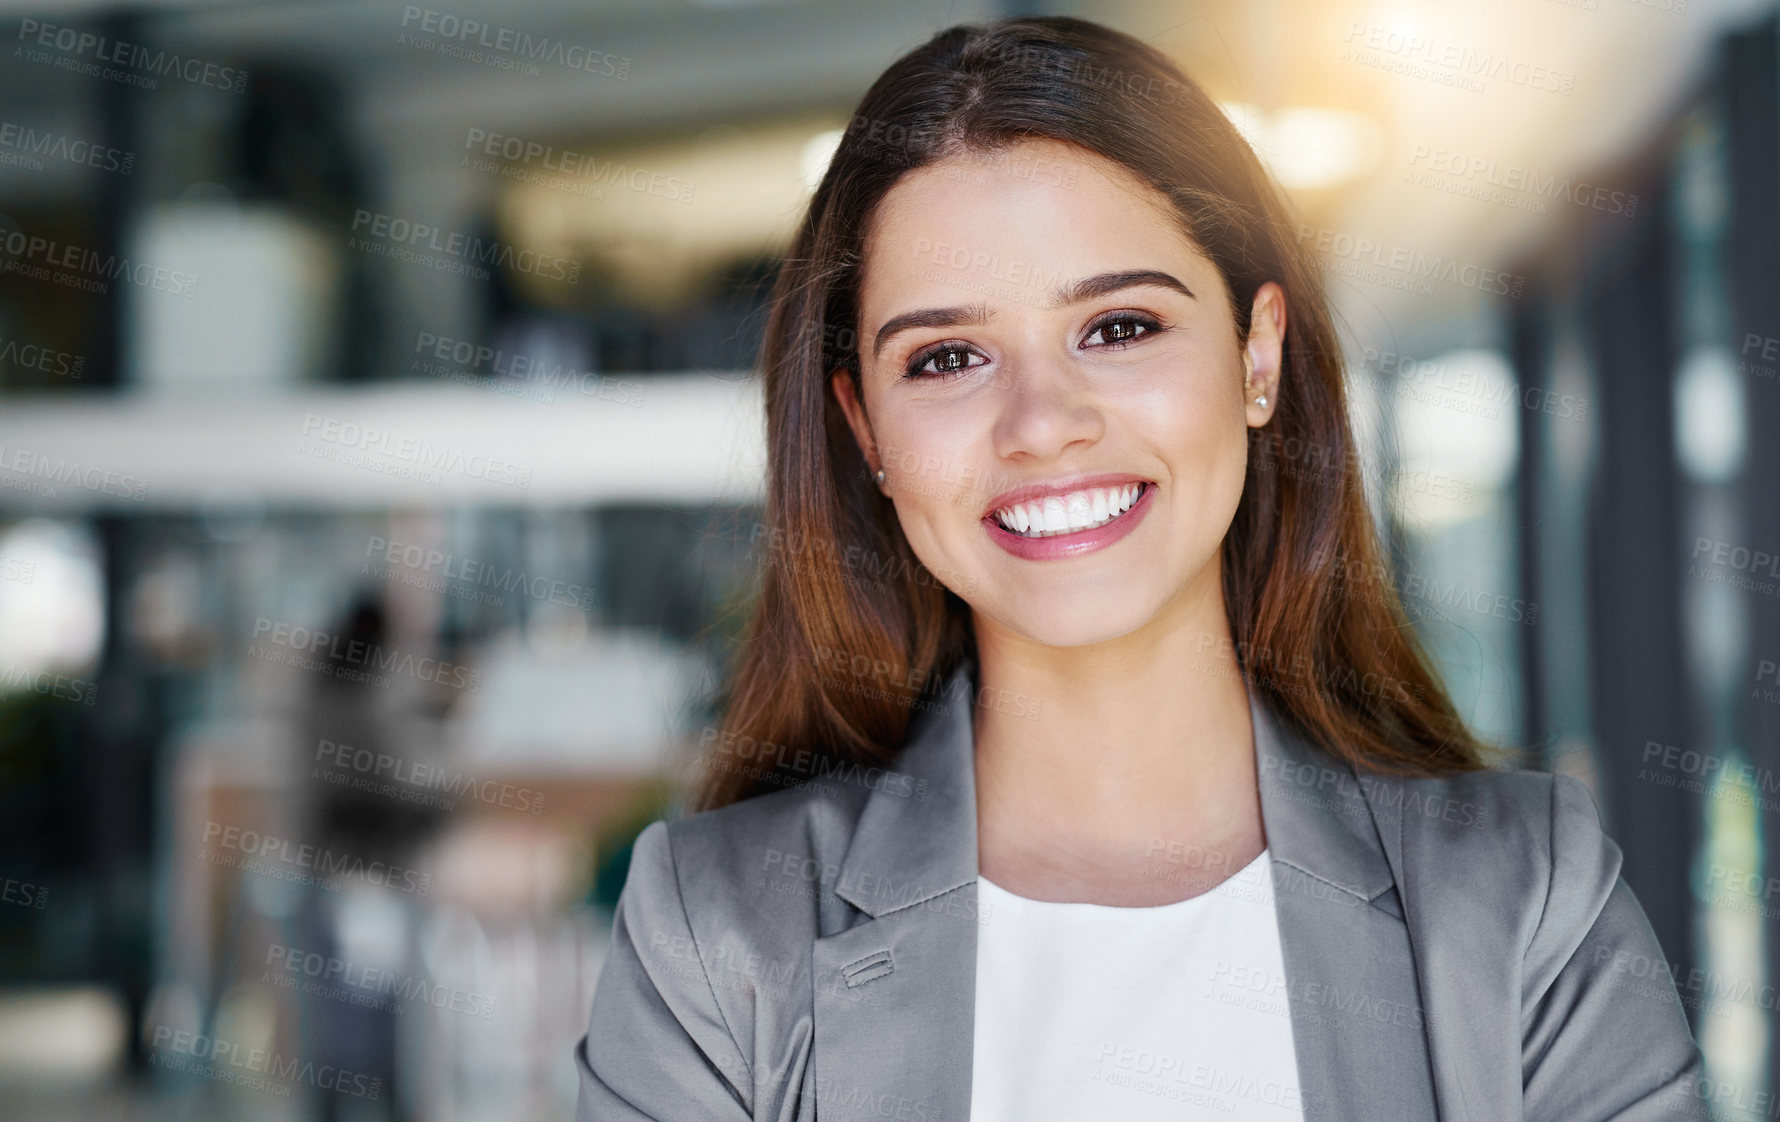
[839,949,894,987]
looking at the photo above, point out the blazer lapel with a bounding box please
[1253,692,1441,1121]
[808,662,1440,1122]
[810,666,982,1121]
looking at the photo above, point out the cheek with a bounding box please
[1130,361,1248,474]
[875,404,987,516]
[872,405,1001,596]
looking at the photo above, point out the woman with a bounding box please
[576,16,1705,1122]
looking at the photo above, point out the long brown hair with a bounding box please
[695,15,1499,812]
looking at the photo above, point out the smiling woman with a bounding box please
[575,15,1706,1122]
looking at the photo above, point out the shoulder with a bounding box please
[1371,764,1617,884]
[620,774,875,947]
[1366,765,1626,986]
[586,781,874,1115]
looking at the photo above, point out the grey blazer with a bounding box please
[575,662,1708,1121]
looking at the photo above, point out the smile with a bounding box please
[991,483,1147,537]
[981,476,1157,561]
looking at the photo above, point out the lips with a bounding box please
[981,474,1157,560]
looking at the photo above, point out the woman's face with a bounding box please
[834,137,1285,649]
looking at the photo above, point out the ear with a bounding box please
[1243,281,1287,428]
[830,368,882,485]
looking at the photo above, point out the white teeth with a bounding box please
[1064,493,1092,530]
[992,484,1146,537]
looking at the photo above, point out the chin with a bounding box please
[975,585,1172,649]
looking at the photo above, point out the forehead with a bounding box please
[860,138,1204,310]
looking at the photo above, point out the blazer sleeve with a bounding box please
[575,819,756,1121]
[1520,773,1709,1121]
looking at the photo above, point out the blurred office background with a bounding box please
[0,0,1775,1118]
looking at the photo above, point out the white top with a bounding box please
[968,847,1309,1121]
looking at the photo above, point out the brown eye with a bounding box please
[1085,313,1163,349]
[904,343,987,380]
[932,349,971,373]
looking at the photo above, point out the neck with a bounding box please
[968,569,1262,899]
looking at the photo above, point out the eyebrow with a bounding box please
[1061,269,1196,306]
[869,269,1196,361]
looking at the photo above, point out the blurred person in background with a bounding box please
[296,595,442,1122]
[573,16,1706,1122]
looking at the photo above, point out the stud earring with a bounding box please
[1254,395,1269,408]
[874,468,887,486]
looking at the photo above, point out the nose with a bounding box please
[989,348,1106,463]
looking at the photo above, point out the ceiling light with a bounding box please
[1222,102,1385,191]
